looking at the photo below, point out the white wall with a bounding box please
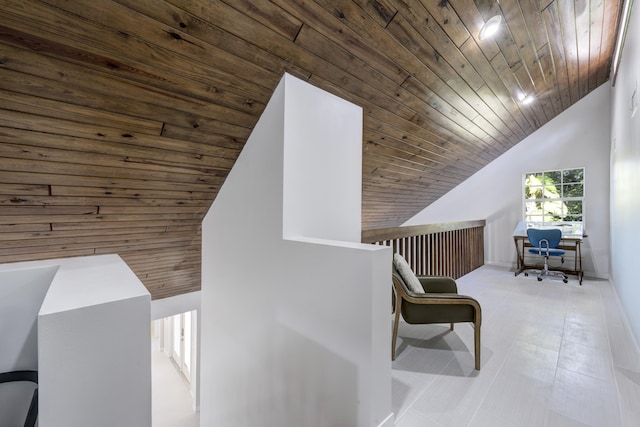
[0,255,152,427]
[405,84,611,278]
[0,265,57,426]
[151,290,200,320]
[610,1,640,345]
[281,78,362,242]
[201,74,393,427]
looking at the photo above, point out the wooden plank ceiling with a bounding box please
[0,0,622,299]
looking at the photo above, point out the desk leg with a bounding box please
[577,240,583,285]
[514,237,525,276]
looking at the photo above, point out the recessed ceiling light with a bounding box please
[479,15,502,40]
[521,94,535,105]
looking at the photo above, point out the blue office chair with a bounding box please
[524,228,568,283]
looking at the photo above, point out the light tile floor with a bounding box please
[152,341,199,427]
[393,265,640,427]
[150,265,640,426]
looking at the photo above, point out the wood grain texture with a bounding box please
[0,0,622,299]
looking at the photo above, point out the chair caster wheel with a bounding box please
[524,273,528,277]
[537,277,542,281]
[563,279,568,283]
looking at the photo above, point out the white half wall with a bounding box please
[610,0,640,345]
[281,76,363,242]
[0,254,151,427]
[404,84,611,279]
[201,73,392,427]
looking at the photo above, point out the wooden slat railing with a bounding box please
[362,220,486,279]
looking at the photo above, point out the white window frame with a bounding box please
[522,167,585,233]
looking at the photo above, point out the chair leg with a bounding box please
[392,306,400,361]
[474,323,481,370]
[25,388,38,427]
[450,323,454,331]
[538,255,569,283]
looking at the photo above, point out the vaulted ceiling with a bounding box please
[0,0,622,298]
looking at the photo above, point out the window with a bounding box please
[523,168,584,231]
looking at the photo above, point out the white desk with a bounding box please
[513,222,584,284]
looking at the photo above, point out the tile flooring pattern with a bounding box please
[393,265,640,427]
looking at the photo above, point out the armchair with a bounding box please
[0,370,38,427]
[392,254,482,370]
[524,228,568,283]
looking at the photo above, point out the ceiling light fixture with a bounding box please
[479,15,502,40]
[518,92,535,105]
[611,0,632,85]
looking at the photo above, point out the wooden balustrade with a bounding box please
[362,220,486,279]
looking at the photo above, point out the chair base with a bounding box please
[524,266,568,283]
[524,252,568,283]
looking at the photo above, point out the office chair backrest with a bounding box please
[527,228,562,252]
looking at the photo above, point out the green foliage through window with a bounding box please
[523,168,584,226]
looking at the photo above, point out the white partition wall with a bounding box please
[0,254,151,427]
[201,74,393,427]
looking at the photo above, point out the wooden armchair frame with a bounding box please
[392,270,482,370]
